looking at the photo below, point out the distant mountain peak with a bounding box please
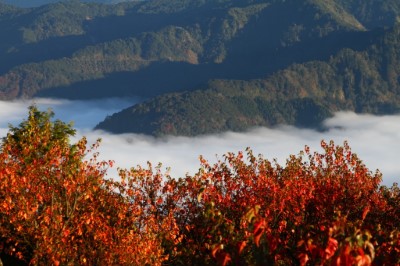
[0,0,136,8]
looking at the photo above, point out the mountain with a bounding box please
[95,24,400,136]
[0,0,400,135]
[1,0,136,8]
[0,0,377,99]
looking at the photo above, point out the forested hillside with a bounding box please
[96,23,400,136]
[1,0,133,8]
[0,0,400,135]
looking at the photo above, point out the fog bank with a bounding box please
[0,99,399,186]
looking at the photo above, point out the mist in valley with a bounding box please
[0,98,399,186]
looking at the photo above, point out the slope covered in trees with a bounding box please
[0,0,370,99]
[0,108,399,265]
[96,24,400,136]
[1,0,400,134]
[1,0,133,8]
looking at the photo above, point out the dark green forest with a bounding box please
[1,0,400,135]
[1,0,130,8]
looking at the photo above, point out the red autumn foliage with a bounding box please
[0,107,399,265]
[0,107,166,265]
[158,141,398,265]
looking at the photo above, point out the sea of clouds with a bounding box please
[0,98,399,186]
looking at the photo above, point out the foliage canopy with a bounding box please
[0,107,399,265]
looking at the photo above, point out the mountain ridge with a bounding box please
[0,0,380,99]
[0,0,400,135]
[0,0,136,8]
[96,24,400,136]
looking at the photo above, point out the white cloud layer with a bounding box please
[0,98,399,186]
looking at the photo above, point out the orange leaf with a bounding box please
[216,251,231,266]
[220,252,231,266]
[211,244,221,258]
[362,206,370,220]
[253,219,265,247]
[237,241,247,254]
[298,253,309,266]
[325,237,338,259]
[253,219,265,235]
[254,230,264,247]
